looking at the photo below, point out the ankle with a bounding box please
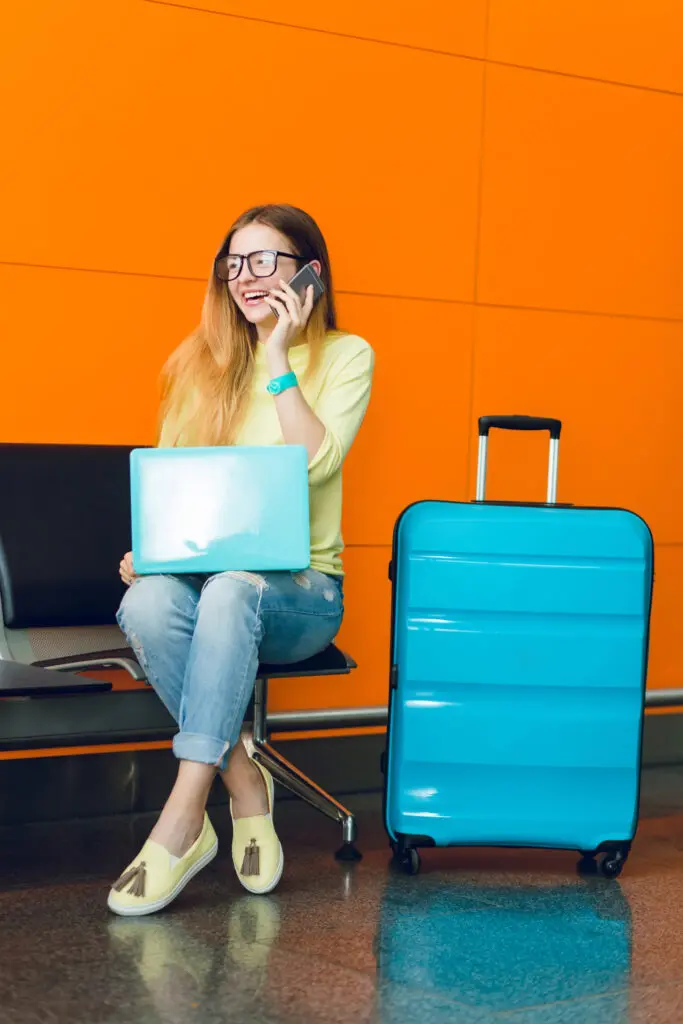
[228,758,260,786]
[228,764,269,819]
[231,797,268,820]
[150,810,204,858]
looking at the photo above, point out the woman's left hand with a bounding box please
[264,279,315,354]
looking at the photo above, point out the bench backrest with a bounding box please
[0,444,133,628]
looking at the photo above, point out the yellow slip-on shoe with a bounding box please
[107,813,218,917]
[231,759,284,895]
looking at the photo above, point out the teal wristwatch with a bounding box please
[266,371,298,396]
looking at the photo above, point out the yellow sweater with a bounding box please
[161,333,374,577]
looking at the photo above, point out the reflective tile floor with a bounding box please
[1,766,683,1023]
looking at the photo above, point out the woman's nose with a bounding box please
[237,259,256,282]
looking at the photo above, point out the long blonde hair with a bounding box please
[159,205,339,447]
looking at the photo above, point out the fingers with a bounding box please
[263,294,289,321]
[271,284,301,326]
[264,279,312,336]
[279,278,300,304]
[120,552,135,586]
[279,279,309,322]
[282,280,314,324]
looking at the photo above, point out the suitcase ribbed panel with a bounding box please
[387,502,653,851]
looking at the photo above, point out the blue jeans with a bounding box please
[116,569,344,767]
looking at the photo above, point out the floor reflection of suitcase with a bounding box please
[384,416,654,878]
[374,878,632,1020]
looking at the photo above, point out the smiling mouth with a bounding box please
[242,290,270,307]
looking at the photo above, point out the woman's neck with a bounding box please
[256,320,275,344]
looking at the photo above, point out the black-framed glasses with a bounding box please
[214,249,307,283]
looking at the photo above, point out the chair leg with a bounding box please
[251,677,362,862]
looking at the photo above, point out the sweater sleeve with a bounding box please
[307,338,375,486]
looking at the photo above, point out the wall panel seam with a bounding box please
[2,263,681,327]
[142,0,484,64]
[142,0,683,98]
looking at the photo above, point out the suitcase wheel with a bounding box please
[577,847,628,879]
[600,851,627,879]
[391,845,421,876]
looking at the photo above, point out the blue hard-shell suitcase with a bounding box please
[384,415,654,878]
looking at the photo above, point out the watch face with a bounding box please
[267,381,281,395]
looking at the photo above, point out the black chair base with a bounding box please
[250,662,362,860]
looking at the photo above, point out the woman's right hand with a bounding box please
[119,551,136,587]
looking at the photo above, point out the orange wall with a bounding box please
[1,1,682,714]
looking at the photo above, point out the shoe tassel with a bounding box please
[241,839,260,876]
[113,862,147,897]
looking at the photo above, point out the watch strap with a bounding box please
[266,371,298,396]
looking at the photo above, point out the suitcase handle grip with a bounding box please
[478,415,562,440]
[475,415,562,504]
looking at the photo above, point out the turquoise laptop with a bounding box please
[130,446,310,575]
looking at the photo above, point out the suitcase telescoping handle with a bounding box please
[475,415,563,504]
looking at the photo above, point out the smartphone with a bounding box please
[272,262,325,317]
[288,263,325,304]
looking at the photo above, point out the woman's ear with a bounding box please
[310,260,322,277]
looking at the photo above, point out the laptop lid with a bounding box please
[131,446,310,575]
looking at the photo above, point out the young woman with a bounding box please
[108,205,374,916]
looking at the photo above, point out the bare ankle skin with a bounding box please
[221,736,269,819]
[148,760,215,857]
